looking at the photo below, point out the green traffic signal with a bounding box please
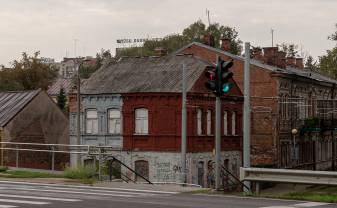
[222,83,233,93]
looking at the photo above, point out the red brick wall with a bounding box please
[122,93,242,153]
[181,44,279,165]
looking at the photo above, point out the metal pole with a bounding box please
[215,96,221,190]
[243,42,251,192]
[16,145,19,168]
[181,64,187,184]
[75,62,81,168]
[51,146,55,171]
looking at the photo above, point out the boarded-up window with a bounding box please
[86,110,98,134]
[135,108,148,134]
[224,111,228,135]
[197,109,202,135]
[207,110,212,135]
[135,160,149,181]
[108,109,121,134]
[232,111,236,135]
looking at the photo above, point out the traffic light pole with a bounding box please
[215,96,221,190]
[243,42,251,192]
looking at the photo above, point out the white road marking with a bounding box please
[0,205,17,208]
[0,198,49,205]
[0,194,81,202]
[6,187,135,198]
[0,180,178,194]
[260,206,295,208]
[294,202,330,207]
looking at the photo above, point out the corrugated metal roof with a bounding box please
[0,90,40,127]
[176,42,337,85]
[47,78,73,96]
[81,54,211,94]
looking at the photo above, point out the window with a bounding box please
[108,109,121,134]
[207,110,212,135]
[86,110,98,134]
[197,109,202,135]
[135,108,148,134]
[224,111,228,135]
[231,111,236,135]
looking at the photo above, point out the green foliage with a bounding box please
[118,20,242,57]
[305,56,318,71]
[0,166,8,172]
[277,43,299,57]
[0,52,58,91]
[64,165,96,180]
[56,87,67,111]
[328,23,337,42]
[282,192,337,203]
[3,170,62,178]
[318,47,337,79]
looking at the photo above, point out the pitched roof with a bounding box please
[81,54,211,94]
[176,42,337,85]
[0,90,40,127]
[47,78,73,96]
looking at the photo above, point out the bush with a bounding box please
[64,166,96,180]
[0,166,8,172]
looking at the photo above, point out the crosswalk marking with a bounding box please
[0,199,49,205]
[0,205,17,208]
[294,202,330,207]
[0,194,81,202]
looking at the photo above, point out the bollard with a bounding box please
[15,145,19,168]
[255,182,260,195]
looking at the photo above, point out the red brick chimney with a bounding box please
[295,58,304,69]
[275,51,286,69]
[286,57,296,67]
[220,38,231,52]
[263,47,278,66]
[203,34,215,47]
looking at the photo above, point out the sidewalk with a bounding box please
[0,177,206,193]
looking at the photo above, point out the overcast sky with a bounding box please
[0,0,336,66]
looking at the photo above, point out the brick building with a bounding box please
[69,54,243,186]
[177,40,337,168]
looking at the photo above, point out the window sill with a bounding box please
[133,133,149,136]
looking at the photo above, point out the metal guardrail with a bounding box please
[240,167,337,186]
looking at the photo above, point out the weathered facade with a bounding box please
[69,54,244,186]
[178,41,337,168]
[0,90,69,169]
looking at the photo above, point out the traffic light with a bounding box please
[204,66,217,94]
[217,58,234,96]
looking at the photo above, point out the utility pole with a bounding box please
[243,42,251,192]
[271,29,274,47]
[181,63,187,184]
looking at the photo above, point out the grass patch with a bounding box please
[3,170,63,178]
[281,192,337,203]
[64,166,96,180]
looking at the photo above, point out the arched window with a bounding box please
[135,108,148,134]
[108,109,121,134]
[207,110,212,135]
[231,111,236,135]
[224,111,228,135]
[197,109,202,135]
[86,109,98,134]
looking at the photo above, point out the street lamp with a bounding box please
[291,128,298,167]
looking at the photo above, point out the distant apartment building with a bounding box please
[54,57,96,79]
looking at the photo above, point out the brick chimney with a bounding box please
[203,34,215,47]
[154,47,167,56]
[295,58,304,69]
[286,57,296,67]
[275,51,286,69]
[263,47,278,66]
[220,38,231,52]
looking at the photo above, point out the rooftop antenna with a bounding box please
[206,9,211,27]
[271,28,274,47]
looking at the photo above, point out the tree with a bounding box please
[318,47,337,79]
[118,20,242,57]
[328,23,337,42]
[277,43,299,57]
[0,52,58,91]
[57,87,67,111]
[305,55,318,71]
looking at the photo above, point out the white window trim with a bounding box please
[231,111,236,136]
[206,110,212,135]
[86,109,98,134]
[108,109,122,135]
[135,108,149,135]
[197,109,202,135]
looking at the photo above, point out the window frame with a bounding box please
[231,111,236,136]
[134,108,149,135]
[197,108,203,135]
[206,109,212,135]
[85,109,98,134]
[224,110,228,135]
[108,109,122,135]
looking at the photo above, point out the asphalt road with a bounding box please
[0,180,334,208]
